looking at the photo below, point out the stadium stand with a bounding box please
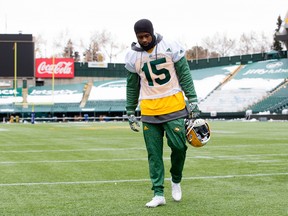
[199,58,288,114]
[0,52,287,122]
[84,100,126,112]
[191,65,242,101]
[88,79,126,101]
[248,81,288,113]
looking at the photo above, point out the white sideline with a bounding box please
[0,173,287,187]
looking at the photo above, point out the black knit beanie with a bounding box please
[134,19,154,35]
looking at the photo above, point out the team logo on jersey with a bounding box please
[174,127,180,132]
[144,126,149,130]
[166,48,172,52]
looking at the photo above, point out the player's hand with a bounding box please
[184,118,194,129]
[128,115,140,132]
[189,102,200,119]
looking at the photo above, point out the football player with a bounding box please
[125,19,199,207]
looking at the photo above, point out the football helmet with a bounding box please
[185,118,211,147]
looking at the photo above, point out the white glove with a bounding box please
[189,102,200,119]
[128,115,140,132]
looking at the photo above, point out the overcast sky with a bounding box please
[0,0,287,62]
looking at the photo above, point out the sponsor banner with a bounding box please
[88,62,108,68]
[241,60,288,79]
[36,58,74,78]
[0,81,12,87]
[28,89,79,96]
[0,88,22,97]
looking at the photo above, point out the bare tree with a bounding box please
[88,30,127,62]
[74,51,81,62]
[104,41,127,63]
[34,34,47,58]
[257,32,273,52]
[52,30,71,57]
[185,46,220,60]
[83,41,101,62]
[202,33,236,57]
[186,46,207,60]
[236,32,272,54]
[62,39,81,61]
[201,31,273,57]
[34,30,81,60]
[237,33,253,55]
[63,39,74,58]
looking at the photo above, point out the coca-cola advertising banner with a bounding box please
[35,58,74,78]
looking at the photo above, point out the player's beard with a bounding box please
[140,34,156,51]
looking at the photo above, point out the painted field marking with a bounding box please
[0,154,287,164]
[0,172,287,187]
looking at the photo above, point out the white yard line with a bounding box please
[0,153,287,165]
[0,158,148,164]
[0,147,146,153]
[0,154,287,164]
[0,173,287,187]
[0,143,287,148]
[0,143,287,152]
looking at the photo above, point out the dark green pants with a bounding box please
[142,118,188,196]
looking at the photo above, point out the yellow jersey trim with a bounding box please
[140,92,186,116]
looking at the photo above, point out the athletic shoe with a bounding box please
[145,195,166,207]
[171,180,182,201]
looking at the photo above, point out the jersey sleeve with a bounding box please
[126,71,140,115]
[171,40,186,63]
[125,51,137,73]
[175,56,198,103]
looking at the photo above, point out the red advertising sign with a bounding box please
[36,58,74,78]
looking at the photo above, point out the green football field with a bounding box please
[0,120,287,216]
